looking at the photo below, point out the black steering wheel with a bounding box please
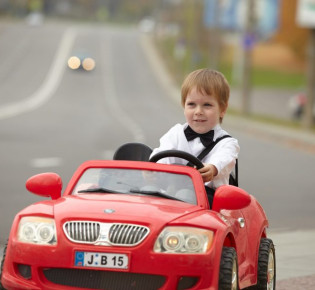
[149,150,204,169]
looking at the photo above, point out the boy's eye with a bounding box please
[204,103,212,107]
[186,102,195,106]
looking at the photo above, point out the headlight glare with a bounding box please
[154,226,214,254]
[67,56,81,70]
[18,217,57,245]
[82,57,95,71]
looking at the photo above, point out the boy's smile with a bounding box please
[184,87,226,134]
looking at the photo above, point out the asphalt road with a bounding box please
[1,20,315,286]
[0,21,184,241]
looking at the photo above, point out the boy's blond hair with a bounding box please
[181,69,230,122]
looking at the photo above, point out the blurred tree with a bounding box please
[274,0,309,59]
[241,0,256,115]
[303,29,315,128]
[28,0,43,12]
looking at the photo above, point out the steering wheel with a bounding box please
[149,150,204,169]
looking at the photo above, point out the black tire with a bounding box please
[219,247,238,290]
[0,241,8,290]
[246,238,276,290]
[255,238,276,290]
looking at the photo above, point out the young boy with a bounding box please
[150,68,239,206]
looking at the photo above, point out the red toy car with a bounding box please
[0,144,275,290]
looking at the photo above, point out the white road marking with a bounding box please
[0,27,77,120]
[101,32,146,143]
[30,157,63,168]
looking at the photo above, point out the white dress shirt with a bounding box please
[150,123,240,189]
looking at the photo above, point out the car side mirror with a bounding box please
[26,173,62,200]
[212,185,251,212]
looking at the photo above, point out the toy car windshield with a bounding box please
[72,168,197,205]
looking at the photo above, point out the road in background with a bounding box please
[0,20,184,243]
[1,20,315,286]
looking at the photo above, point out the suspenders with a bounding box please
[187,135,238,186]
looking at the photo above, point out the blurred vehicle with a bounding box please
[67,54,96,71]
[26,12,44,26]
[288,92,315,120]
[288,92,307,119]
[0,143,275,290]
[138,17,156,33]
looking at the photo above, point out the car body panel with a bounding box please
[1,160,269,289]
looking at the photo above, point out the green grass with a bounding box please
[219,64,306,89]
[156,38,306,89]
[252,68,306,88]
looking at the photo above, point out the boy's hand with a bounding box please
[198,164,218,183]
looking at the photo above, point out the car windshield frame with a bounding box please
[72,168,197,205]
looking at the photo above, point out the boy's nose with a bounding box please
[195,106,203,114]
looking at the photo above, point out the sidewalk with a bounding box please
[269,230,315,283]
[224,113,315,154]
[277,274,315,290]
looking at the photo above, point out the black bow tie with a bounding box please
[184,126,214,147]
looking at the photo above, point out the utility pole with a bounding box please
[241,0,256,115]
[303,28,315,129]
[210,0,221,70]
[296,0,315,128]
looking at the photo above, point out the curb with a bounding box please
[224,114,315,154]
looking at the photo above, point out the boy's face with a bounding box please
[184,87,226,134]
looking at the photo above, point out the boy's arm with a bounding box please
[200,137,239,184]
[204,138,239,175]
[198,164,218,182]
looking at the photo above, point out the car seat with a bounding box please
[229,159,238,187]
[113,143,153,161]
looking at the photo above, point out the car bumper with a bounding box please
[1,240,222,290]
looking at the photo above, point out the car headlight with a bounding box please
[154,226,214,254]
[67,56,81,70]
[17,217,57,245]
[82,57,95,71]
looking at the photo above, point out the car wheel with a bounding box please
[255,238,276,290]
[0,241,8,290]
[219,247,238,290]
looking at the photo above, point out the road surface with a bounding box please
[1,20,315,287]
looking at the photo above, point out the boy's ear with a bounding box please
[220,106,227,119]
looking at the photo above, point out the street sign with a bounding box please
[296,0,315,28]
[203,0,279,38]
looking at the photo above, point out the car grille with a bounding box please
[43,268,166,290]
[63,221,149,246]
[64,221,100,243]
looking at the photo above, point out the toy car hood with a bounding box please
[19,193,224,230]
